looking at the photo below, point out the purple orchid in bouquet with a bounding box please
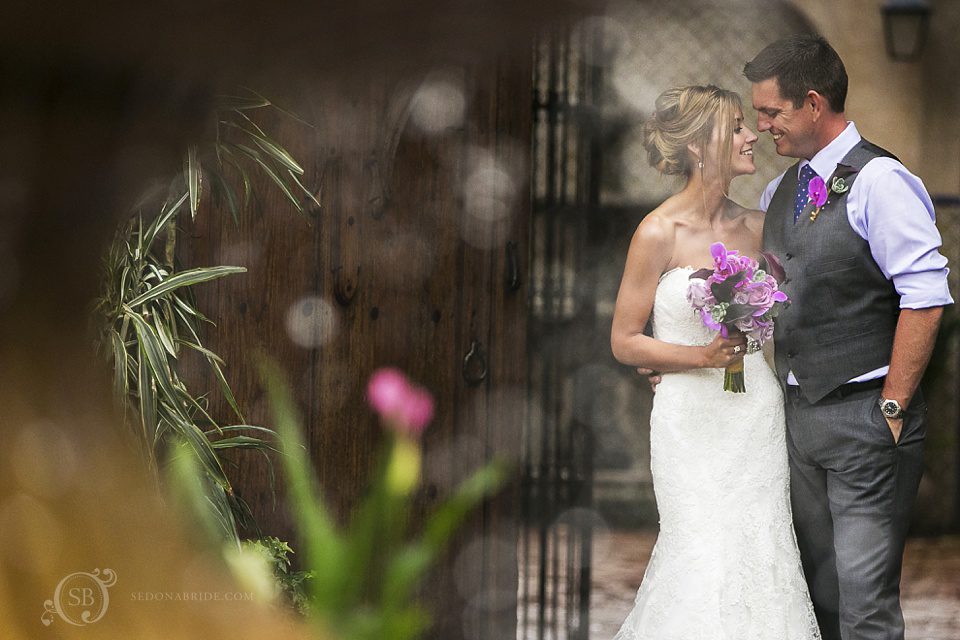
[687,242,790,392]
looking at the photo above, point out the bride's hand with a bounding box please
[700,332,748,369]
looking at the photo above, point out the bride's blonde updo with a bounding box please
[642,85,743,186]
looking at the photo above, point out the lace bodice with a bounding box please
[651,267,714,346]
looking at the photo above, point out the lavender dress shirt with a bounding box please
[759,122,953,385]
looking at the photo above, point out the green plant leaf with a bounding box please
[168,440,240,546]
[216,94,272,111]
[126,266,246,308]
[187,145,201,220]
[209,354,244,422]
[137,351,158,458]
[259,357,346,613]
[223,118,304,175]
[230,88,314,127]
[209,436,281,453]
[381,544,433,608]
[219,145,253,210]
[423,462,508,549]
[171,293,210,324]
[109,329,129,400]
[153,310,179,358]
[130,312,181,406]
[175,339,226,365]
[143,192,188,248]
[231,143,302,210]
[160,402,232,492]
[288,169,321,210]
[208,166,241,226]
[172,385,221,434]
[208,424,278,438]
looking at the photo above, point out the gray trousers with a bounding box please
[785,384,926,640]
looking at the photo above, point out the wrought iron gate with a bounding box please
[519,22,603,640]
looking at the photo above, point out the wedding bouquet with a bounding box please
[687,242,789,392]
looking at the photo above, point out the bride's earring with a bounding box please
[697,159,704,169]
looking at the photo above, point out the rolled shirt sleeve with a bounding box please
[849,158,954,309]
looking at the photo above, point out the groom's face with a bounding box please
[751,77,817,160]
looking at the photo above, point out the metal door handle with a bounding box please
[462,339,488,385]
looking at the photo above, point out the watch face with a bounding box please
[880,400,902,417]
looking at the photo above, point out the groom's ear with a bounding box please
[806,90,828,121]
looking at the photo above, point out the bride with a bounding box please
[609,85,821,640]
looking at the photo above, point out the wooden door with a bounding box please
[180,55,531,640]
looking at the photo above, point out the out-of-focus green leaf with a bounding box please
[381,544,433,608]
[168,440,239,547]
[260,357,346,613]
[423,462,508,549]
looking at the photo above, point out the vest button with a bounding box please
[787,350,797,358]
[785,253,793,260]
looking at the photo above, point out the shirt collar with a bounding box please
[800,122,861,179]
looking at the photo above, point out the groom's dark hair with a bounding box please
[743,34,847,113]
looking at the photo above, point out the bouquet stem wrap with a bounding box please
[724,359,745,393]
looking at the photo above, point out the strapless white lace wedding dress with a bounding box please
[612,267,821,640]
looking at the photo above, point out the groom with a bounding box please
[744,35,952,640]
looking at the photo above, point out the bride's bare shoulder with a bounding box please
[627,207,677,267]
[633,205,679,246]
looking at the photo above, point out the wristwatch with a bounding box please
[878,397,904,420]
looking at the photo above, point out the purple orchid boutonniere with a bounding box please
[808,164,857,222]
[807,176,828,220]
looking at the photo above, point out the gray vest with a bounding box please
[762,139,900,404]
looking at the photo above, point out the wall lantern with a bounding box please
[882,0,932,62]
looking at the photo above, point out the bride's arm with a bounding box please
[610,217,745,372]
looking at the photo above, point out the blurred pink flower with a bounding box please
[366,367,435,436]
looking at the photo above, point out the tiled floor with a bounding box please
[523,529,960,639]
